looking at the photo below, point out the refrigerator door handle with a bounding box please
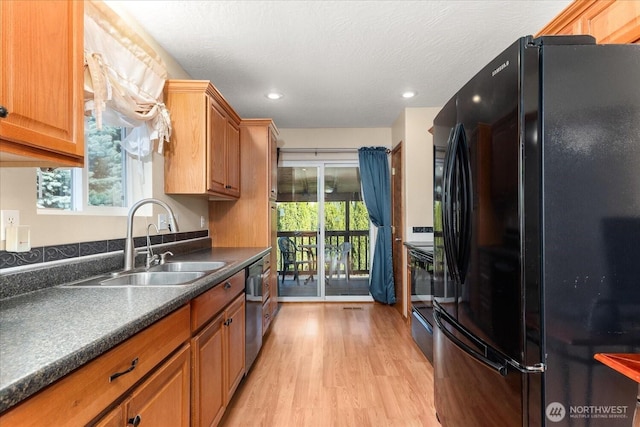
[442,123,473,286]
[434,306,546,375]
[433,307,509,376]
[442,127,460,284]
[506,359,546,374]
[455,124,473,285]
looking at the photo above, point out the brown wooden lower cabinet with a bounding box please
[0,305,190,427]
[192,293,245,427]
[192,312,225,427]
[225,294,245,401]
[95,344,191,427]
[0,272,248,427]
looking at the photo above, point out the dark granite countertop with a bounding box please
[0,246,269,413]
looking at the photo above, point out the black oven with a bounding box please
[408,244,434,364]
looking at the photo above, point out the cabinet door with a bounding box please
[208,100,228,194]
[0,0,84,166]
[225,120,241,197]
[225,294,245,403]
[163,87,208,194]
[581,0,640,44]
[93,405,125,427]
[126,345,190,427]
[537,0,640,44]
[192,313,225,427]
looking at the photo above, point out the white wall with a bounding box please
[392,107,439,243]
[404,107,439,242]
[278,127,391,151]
[391,107,440,318]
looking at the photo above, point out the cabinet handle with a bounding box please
[225,185,232,189]
[109,357,138,382]
[128,415,142,426]
[0,105,8,118]
[224,281,231,289]
[224,318,233,326]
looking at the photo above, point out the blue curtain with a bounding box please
[358,147,395,304]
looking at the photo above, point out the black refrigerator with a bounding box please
[432,35,640,427]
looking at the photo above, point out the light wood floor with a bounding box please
[221,303,440,426]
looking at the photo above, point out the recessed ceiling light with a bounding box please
[402,91,417,99]
[266,92,283,100]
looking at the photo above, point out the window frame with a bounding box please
[36,123,153,217]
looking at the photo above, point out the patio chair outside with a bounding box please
[278,236,313,285]
[327,241,352,280]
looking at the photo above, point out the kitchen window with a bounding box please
[36,116,151,215]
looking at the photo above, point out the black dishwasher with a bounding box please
[245,257,264,372]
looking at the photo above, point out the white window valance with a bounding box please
[84,0,171,155]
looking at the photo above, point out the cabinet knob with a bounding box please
[128,415,142,426]
[0,105,8,118]
[224,281,231,289]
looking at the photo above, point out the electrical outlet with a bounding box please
[1,210,20,241]
[157,213,168,231]
[200,216,206,228]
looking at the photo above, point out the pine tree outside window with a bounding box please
[36,116,130,212]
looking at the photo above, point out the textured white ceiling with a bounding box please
[106,0,572,128]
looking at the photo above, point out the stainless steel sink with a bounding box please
[149,261,227,272]
[100,271,205,286]
[64,271,205,287]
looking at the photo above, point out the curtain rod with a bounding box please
[278,148,358,153]
[278,147,391,154]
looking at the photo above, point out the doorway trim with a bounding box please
[278,159,373,302]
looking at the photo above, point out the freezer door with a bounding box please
[433,319,525,426]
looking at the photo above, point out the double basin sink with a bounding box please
[63,261,228,288]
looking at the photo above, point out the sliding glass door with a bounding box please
[277,161,372,301]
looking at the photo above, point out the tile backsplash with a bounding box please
[0,230,208,270]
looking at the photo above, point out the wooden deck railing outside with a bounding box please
[277,230,370,276]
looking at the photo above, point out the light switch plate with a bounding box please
[157,213,168,231]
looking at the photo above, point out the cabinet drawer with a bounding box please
[0,305,190,427]
[262,268,271,302]
[262,254,271,272]
[191,270,245,332]
[262,297,272,333]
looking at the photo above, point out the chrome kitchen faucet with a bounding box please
[124,198,178,271]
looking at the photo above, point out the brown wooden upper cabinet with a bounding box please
[0,0,85,167]
[537,0,640,44]
[164,80,241,199]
